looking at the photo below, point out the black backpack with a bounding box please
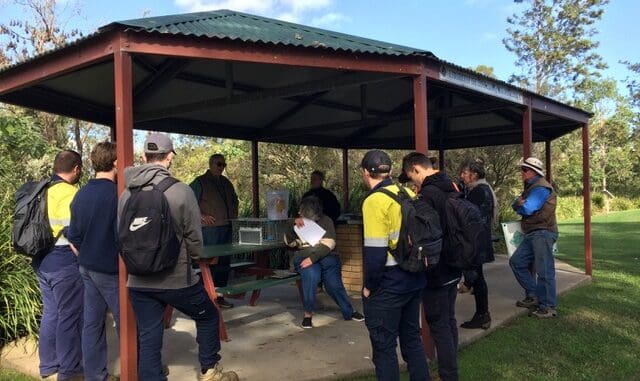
[443,192,485,269]
[375,185,443,273]
[119,177,181,276]
[12,179,61,257]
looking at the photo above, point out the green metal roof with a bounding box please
[103,9,433,57]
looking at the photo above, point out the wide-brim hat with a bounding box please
[520,157,544,177]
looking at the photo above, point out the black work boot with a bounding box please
[460,312,491,330]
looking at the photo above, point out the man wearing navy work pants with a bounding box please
[33,150,84,380]
[67,141,121,381]
[360,150,428,381]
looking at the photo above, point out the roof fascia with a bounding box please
[120,31,424,75]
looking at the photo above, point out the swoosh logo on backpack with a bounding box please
[129,217,151,231]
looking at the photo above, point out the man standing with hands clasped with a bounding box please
[509,157,559,318]
[190,154,239,309]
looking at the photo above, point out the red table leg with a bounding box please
[199,259,229,342]
[420,302,436,360]
[163,306,173,328]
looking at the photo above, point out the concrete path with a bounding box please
[1,255,590,380]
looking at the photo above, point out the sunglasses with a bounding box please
[520,167,531,173]
[215,162,227,168]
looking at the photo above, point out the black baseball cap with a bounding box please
[361,149,392,174]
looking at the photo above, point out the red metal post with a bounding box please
[582,123,592,276]
[412,69,435,359]
[114,45,137,381]
[342,148,349,213]
[545,140,552,183]
[251,140,260,218]
[413,72,428,153]
[522,99,532,158]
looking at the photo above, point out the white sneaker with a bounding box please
[198,363,239,381]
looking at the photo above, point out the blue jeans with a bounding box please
[79,266,119,381]
[423,284,459,381]
[293,255,354,319]
[509,230,558,308]
[202,226,231,287]
[36,260,84,379]
[363,289,428,381]
[129,282,221,381]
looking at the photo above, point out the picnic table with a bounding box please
[192,242,300,341]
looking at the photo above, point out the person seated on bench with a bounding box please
[285,196,364,329]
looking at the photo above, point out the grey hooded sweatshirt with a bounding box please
[118,163,202,290]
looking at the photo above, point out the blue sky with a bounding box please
[1,0,638,89]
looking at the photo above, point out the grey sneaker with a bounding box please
[198,363,239,381]
[530,307,558,318]
[516,296,539,309]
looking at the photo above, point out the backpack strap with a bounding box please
[375,187,401,204]
[155,177,192,284]
[156,177,179,193]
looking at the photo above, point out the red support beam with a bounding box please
[342,148,349,213]
[0,33,115,95]
[114,45,137,381]
[413,72,428,153]
[123,32,424,75]
[251,140,260,218]
[522,99,532,158]
[582,123,592,276]
[545,140,552,183]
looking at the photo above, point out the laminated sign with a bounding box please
[501,221,558,258]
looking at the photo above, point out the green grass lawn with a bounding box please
[0,368,37,381]
[346,209,640,381]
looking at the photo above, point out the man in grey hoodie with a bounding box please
[118,133,238,381]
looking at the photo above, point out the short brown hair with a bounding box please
[145,152,170,163]
[402,152,432,173]
[53,150,82,174]
[90,142,117,172]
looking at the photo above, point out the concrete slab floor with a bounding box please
[1,255,590,380]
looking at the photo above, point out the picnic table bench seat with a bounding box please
[216,273,300,297]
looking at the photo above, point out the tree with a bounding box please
[553,78,636,200]
[473,65,497,78]
[503,0,609,98]
[0,0,87,152]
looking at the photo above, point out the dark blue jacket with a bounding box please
[67,179,119,274]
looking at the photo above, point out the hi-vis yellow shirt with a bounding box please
[47,181,78,246]
[362,183,415,266]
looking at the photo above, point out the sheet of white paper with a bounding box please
[293,218,326,246]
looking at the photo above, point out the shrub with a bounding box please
[0,187,42,345]
[591,192,605,210]
[609,197,635,212]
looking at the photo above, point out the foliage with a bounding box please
[623,61,640,118]
[0,113,52,344]
[0,0,83,66]
[503,0,608,98]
